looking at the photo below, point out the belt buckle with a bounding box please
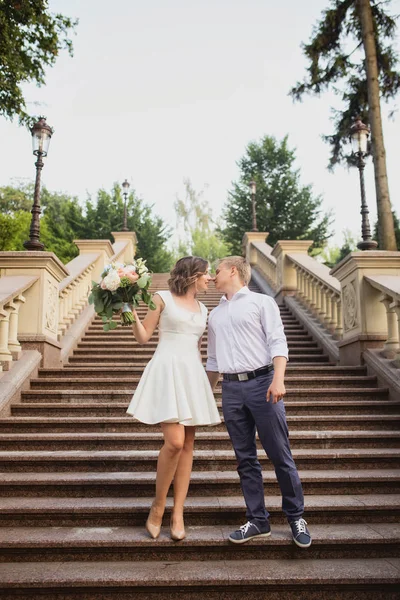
[238,372,249,381]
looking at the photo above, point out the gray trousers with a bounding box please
[222,371,304,524]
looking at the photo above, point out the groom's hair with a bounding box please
[218,256,251,285]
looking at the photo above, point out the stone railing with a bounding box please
[364,275,400,365]
[0,276,38,373]
[289,253,342,339]
[0,231,137,369]
[244,232,400,369]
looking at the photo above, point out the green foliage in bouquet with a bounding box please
[88,260,156,331]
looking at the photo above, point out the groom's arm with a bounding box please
[206,317,220,392]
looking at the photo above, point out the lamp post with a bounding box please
[121,179,130,232]
[249,179,258,231]
[23,117,53,251]
[350,116,378,251]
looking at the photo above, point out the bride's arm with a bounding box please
[131,294,164,344]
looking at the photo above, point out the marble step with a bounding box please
[0,412,396,433]
[13,399,400,416]
[0,469,398,498]
[0,523,399,562]
[0,430,398,452]
[0,494,399,527]
[0,448,398,472]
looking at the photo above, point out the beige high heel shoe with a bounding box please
[145,504,162,539]
[170,514,186,541]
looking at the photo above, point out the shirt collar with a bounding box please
[219,286,250,303]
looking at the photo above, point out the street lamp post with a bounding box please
[121,179,130,232]
[249,179,258,232]
[23,117,53,251]
[350,116,378,251]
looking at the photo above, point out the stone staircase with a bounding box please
[0,273,399,598]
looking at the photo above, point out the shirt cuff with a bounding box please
[206,357,219,371]
[271,344,289,361]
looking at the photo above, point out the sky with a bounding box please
[1,0,400,249]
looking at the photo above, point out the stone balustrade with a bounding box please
[0,231,137,368]
[365,275,400,366]
[288,253,342,339]
[0,276,38,372]
[244,232,400,368]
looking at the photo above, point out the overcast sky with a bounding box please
[1,0,399,248]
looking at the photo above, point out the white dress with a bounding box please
[126,290,221,426]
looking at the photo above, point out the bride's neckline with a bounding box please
[169,291,202,314]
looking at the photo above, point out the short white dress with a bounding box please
[126,290,221,426]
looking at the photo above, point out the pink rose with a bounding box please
[125,271,139,283]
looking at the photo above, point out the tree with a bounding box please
[221,136,333,255]
[290,0,399,250]
[174,178,229,264]
[0,0,77,124]
[83,184,174,272]
[0,182,174,270]
[374,211,400,249]
[319,229,358,267]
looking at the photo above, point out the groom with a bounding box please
[206,256,311,548]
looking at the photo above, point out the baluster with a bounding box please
[0,307,13,369]
[334,296,343,338]
[380,294,399,358]
[390,301,400,366]
[7,295,25,358]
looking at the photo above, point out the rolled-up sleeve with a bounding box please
[260,296,289,361]
[206,315,219,372]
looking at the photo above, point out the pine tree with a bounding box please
[290,0,399,249]
[221,136,332,255]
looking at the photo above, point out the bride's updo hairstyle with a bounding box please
[168,256,209,296]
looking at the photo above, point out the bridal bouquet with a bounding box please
[89,259,156,331]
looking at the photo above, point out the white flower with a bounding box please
[125,263,137,273]
[103,271,121,291]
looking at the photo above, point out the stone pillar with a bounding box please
[242,232,270,264]
[330,251,400,365]
[271,241,313,304]
[0,252,70,367]
[111,232,138,263]
[73,240,114,282]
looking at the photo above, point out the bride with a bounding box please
[126,256,220,540]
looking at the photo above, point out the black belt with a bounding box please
[223,364,274,382]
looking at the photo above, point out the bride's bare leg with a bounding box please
[171,426,195,532]
[149,423,185,526]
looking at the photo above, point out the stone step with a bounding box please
[0,448,398,472]
[1,412,396,433]
[0,469,398,498]
[29,376,379,389]
[0,558,399,599]
[66,355,333,365]
[62,363,364,375]
[0,494,398,527]
[0,524,398,563]
[14,400,400,417]
[0,430,397,452]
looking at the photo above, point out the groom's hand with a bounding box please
[266,378,286,403]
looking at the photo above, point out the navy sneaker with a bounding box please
[228,520,271,544]
[290,518,312,548]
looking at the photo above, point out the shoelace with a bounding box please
[239,521,254,537]
[294,518,308,535]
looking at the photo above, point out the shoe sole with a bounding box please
[228,531,271,544]
[293,537,312,548]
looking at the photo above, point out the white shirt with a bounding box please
[206,287,288,373]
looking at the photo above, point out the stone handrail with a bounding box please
[58,253,97,339]
[0,275,38,372]
[288,253,343,338]
[252,241,277,290]
[365,275,400,361]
